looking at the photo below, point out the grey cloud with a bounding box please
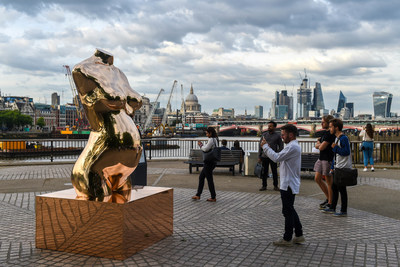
[4,0,400,51]
[23,29,53,40]
[0,33,10,43]
[0,0,138,18]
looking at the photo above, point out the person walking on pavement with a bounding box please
[258,121,283,191]
[360,123,374,172]
[314,115,336,210]
[322,118,351,217]
[261,124,304,247]
[192,127,219,202]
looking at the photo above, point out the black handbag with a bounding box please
[333,168,358,186]
[254,162,264,178]
[203,139,221,162]
[333,134,358,187]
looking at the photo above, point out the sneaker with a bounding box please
[319,203,330,210]
[321,207,335,214]
[363,167,368,172]
[371,167,374,172]
[292,235,305,244]
[319,199,328,209]
[259,187,267,191]
[273,238,293,247]
[333,211,347,217]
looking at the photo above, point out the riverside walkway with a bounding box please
[0,160,399,266]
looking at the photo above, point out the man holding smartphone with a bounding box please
[261,124,304,246]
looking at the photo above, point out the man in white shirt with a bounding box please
[260,124,304,247]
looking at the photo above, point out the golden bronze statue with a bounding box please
[71,49,142,201]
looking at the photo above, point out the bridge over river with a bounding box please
[217,121,400,136]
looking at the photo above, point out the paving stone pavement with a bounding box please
[0,164,400,266]
[1,164,400,191]
[0,187,399,267]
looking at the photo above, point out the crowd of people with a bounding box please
[191,119,369,247]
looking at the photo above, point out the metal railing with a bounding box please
[1,138,399,166]
[0,139,87,162]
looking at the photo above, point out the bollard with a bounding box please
[50,140,54,162]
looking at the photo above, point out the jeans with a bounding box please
[196,160,217,198]
[331,183,347,212]
[281,187,303,241]
[362,141,374,166]
[261,157,278,187]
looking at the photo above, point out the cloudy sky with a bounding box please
[0,0,399,117]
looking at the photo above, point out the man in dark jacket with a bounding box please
[258,121,283,191]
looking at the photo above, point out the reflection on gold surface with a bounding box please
[103,189,131,203]
[36,187,173,260]
[70,49,143,200]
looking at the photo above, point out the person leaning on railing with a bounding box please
[359,123,374,172]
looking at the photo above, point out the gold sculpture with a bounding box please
[71,49,142,201]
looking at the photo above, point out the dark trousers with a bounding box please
[281,187,303,241]
[196,161,217,199]
[261,157,278,187]
[331,183,347,212]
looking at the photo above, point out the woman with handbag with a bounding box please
[359,123,374,172]
[192,127,219,202]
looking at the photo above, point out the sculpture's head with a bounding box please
[94,48,114,65]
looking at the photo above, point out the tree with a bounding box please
[0,110,32,130]
[36,117,45,128]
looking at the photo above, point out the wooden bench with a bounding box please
[301,153,319,172]
[184,149,243,175]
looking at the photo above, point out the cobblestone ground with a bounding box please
[0,165,399,266]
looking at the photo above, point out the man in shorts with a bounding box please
[314,115,335,210]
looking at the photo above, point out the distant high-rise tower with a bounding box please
[51,92,60,106]
[312,82,325,112]
[345,102,354,118]
[271,90,293,120]
[373,91,393,118]
[297,77,312,118]
[337,91,347,113]
[254,105,263,119]
[279,90,293,120]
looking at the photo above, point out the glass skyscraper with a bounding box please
[337,91,347,113]
[254,105,263,119]
[312,82,325,112]
[373,91,393,118]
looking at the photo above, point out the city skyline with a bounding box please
[0,1,399,116]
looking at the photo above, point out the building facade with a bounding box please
[297,78,312,119]
[51,92,60,106]
[312,82,325,114]
[212,108,235,119]
[254,105,263,119]
[373,91,393,118]
[185,85,201,114]
[271,89,293,120]
[337,91,347,113]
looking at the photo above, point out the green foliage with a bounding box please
[36,117,45,128]
[0,110,33,130]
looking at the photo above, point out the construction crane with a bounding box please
[143,88,164,131]
[161,80,178,126]
[63,65,83,127]
[180,84,185,126]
